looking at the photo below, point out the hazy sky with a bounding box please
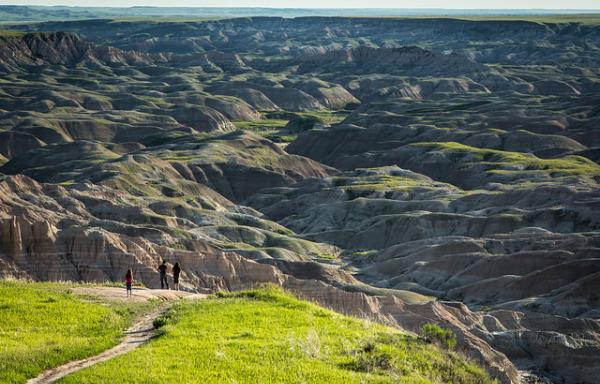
[8,1,600,9]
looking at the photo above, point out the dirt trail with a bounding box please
[27,288,206,384]
[74,286,207,302]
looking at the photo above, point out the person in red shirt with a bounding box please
[125,268,134,298]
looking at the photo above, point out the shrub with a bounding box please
[153,316,168,329]
[342,340,395,373]
[299,329,321,358]
[421,323,457,349]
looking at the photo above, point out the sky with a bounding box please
[7,1,600,9]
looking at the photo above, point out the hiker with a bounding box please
[158,260,169,289]
[125,268,134,298]
[173,262,181,291]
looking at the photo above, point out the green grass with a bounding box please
[413,142,600,177]
[421,323,457,350]
[0,30,25,37]
[334,174,429,191]
[0,281,155,384]
[158,154,205,162]
[234,110,349,143]
[233,118,291,142]
[59,287,495,384]
[296,110,349,125]
[56,180,77,186]
[330,169,459,194]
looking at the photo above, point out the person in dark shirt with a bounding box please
[125,268,134,298]
[172,262,181,291]
[158,260,169,289]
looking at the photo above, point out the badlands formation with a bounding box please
[0,15,599,383]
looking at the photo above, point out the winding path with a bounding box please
[27,288,206,384]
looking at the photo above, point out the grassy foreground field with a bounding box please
[59,287,495,384]
[0,281,154,384]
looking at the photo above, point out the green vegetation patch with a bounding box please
[234,117,292,142]
[413,142,600,176]
[330,169,459,195]
[296,110,349,125]
[0,281,153,383]
[60,286,495,384]
[234,109,349,143]
[334,174,430,192]
[421,323,457,350]
[0,30,26,37]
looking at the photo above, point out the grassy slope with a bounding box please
[60,287,495,384]
[0,281,154,384]
[413,142,600,176]
[233,118,290,141]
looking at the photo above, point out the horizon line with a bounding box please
[3,5,600,11]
